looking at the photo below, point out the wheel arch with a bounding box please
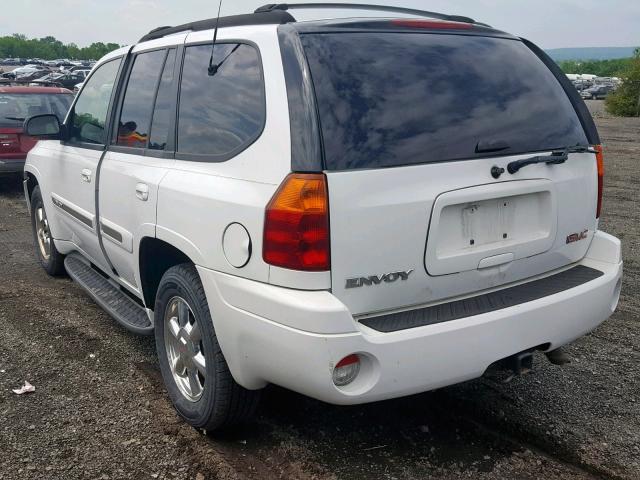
[24,170,39,203]
[138,237,196,309]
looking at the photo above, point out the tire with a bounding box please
[154,263,260,431]
[30,185,66,276]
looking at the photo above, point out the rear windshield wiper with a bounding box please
[507,146,594,174]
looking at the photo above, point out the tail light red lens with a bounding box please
[263,173,330,271]
[594,145,604,218]
[0,133,20,153]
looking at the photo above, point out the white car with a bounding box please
[10,64,48,75]
[21,5,622,431]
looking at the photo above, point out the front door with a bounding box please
[48,57,123,271]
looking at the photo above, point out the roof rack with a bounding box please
[139,3,487,43]
[139,10,296,42]
[254,3,478,25]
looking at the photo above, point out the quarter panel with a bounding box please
[157,169,276,281]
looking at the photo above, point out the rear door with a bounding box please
[299,30,599,316]
[99,47,178,291]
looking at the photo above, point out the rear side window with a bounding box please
[300,33,588,170]
[177,43,264,159]
[69,59,120,144]
[148,49,177,151]
[116,49,166,148]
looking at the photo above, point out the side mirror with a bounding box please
[24,114,62,139]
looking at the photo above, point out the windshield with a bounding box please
[0,93,73,128]
[300,33,588,170]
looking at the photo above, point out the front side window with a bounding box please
[69,59,121,145]
[116,49,166,148]
[177,43,265,158]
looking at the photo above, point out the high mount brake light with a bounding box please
[390,19,474,30]
[263,173,330,271]
[594,145,604,218]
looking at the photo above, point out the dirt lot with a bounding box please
[0,101,638,480]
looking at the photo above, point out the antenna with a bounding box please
[207,0,224,76]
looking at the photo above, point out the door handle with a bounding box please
[81,169,92,183]
[135,183,149,201]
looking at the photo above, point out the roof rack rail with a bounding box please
[139,10,296,42]
[254,3,479,25]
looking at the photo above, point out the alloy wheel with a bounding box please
[35,206,51,260]
[163,296,206,402]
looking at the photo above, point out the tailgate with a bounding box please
[327,153,598,315]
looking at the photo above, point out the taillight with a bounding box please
[594,145,604,218]
[0,133,20,153]
[263,173,330,271]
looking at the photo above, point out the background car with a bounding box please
[0,86,73,174]
[581,85,615,99]
[30,71,86,89]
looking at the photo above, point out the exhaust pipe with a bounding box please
[489,345,571,381]
[505,350,534,375]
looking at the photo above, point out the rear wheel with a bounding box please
[154,264,260,431]
[30,185,65,276]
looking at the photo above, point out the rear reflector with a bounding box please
[263,173,330,271]
[332,354,361,386]
[391,19,473,30]
[594,145,604,218]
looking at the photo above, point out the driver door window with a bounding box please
[69,59,121,145]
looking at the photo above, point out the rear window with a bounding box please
[300,33,588,170]
[0,93,72,128]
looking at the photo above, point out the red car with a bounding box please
[0,86,73,174]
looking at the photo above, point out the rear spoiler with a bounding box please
[521,38,600,145]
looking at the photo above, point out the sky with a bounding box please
[2,0,639,50]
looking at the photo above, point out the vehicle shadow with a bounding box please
[0,174,24,197]
[211,382,522,478]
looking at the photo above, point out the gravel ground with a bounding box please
[0,101,638,480]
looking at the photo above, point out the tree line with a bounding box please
[604,49,640,117]
[0,34,120,60]
[557,57,635,77]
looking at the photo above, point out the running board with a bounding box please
[64,253,153,335]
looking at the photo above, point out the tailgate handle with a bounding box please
[478,253,514,270]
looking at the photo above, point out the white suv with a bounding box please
[22,5,623,431]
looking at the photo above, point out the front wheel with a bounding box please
[30,185,65,276]
[154,264,261,431]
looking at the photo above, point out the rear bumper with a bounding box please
[0,158,25,174]
[198,231,622,405]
